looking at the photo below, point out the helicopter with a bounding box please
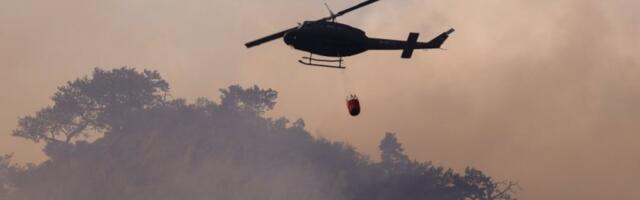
[244,0,455,69]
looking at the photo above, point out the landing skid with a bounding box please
[298,53,345,69]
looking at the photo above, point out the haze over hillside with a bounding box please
[0,68,516,200]
[1,0,638,199]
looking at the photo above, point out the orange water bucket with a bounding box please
[346,95,361,116]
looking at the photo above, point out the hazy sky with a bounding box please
[1,0,639,199]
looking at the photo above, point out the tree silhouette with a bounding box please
[379,132,410,170]
[4,67,516,200]
[0,154,22,200]
[219,85,278,115]
[13,67,169,144]
[460,168,519,200]
[0,154,9,200]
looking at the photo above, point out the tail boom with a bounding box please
[365,28,455,58]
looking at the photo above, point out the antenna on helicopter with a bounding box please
[324,3,336,22]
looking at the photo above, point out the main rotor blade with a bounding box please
[318,0,379,21]
[245,0,379,48]
[245,27,298,48]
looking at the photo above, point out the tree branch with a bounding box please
[491,181,518,199]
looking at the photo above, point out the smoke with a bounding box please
[339,0,640,199]
[4,87,349,200]
[1,0,638,199]
[240,0,639,199]
[3,76,515,200]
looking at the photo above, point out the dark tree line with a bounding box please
[1,67,517,200]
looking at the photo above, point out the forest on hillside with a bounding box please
[0,68,516,200]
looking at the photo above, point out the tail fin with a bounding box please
[423,28,455,49]
[401,29,455,58]
[401,32,419,59]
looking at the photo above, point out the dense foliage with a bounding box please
[2,67,516,200]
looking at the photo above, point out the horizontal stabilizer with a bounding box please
[401,32,420,59]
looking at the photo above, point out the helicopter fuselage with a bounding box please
[282,21,451,58]
[284,21,369,57]
[244,0,455,65]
